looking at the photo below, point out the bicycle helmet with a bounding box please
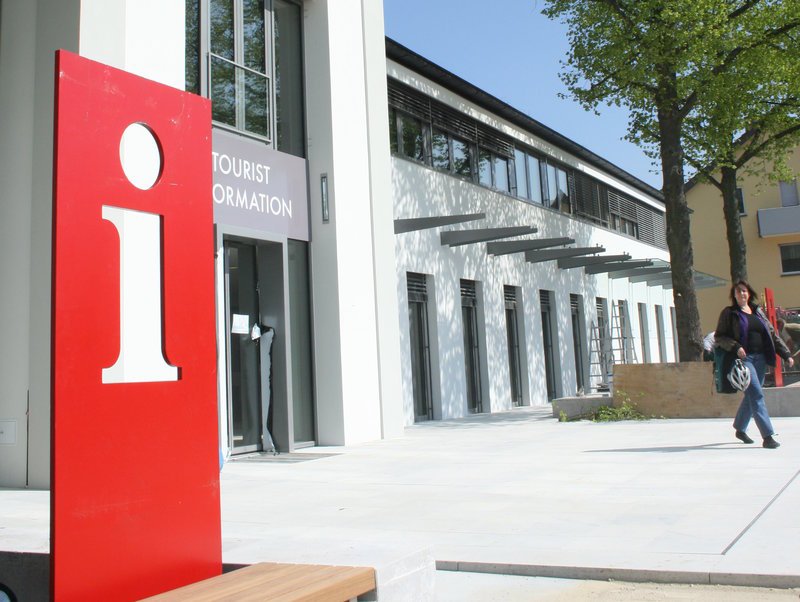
[728,359,751,392]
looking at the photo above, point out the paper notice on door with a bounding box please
[231,314,249,334]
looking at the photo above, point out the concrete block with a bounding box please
[0,551,49,602]
[551,395,611,420]
[612,363,800,418]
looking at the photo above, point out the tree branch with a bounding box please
[737,123,800,166]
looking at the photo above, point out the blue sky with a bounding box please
[382,0,662,190]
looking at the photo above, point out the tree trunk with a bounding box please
[658,111,703,361]
[720,166,747,283]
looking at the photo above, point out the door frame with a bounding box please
[215,224,310,456]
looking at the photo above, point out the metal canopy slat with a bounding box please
[557,253,631,269]
[486,237,575,256]
[394,212,485,234]
[585,259,653,275]
[441,225,537,247]
[608,265,671,279]
[629,272,672,284]
[525,246,605,263]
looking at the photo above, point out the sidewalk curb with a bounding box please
[436,560,800,589]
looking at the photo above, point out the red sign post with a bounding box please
[763,287,783,387]
[51,51,221,600]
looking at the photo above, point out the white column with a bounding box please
[304,0,399,445]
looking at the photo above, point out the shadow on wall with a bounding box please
[391,158,669,421]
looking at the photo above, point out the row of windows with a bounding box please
[513,148,570,210]
[390,107,572,214]
[388,79,668,249]
[406,271,675,413]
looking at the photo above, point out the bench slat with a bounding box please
[140,562,376,602]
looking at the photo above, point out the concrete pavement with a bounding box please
[2,405,800,599]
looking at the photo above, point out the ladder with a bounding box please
[609,302,638,366]
[589,303,638,392]
[588,321,611,392]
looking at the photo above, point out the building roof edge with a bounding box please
[385,37,664,203]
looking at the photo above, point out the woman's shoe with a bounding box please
[763,436,781,449]
[735,430,754,444]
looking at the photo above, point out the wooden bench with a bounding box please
[141,562,377,601]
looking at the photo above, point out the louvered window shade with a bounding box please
[389,79,514,158]
[407,272,428,302]
[461,280,477,306]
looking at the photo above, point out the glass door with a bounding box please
[541,290,557,401]
[461,280,483,413]
[570,294,585,394]
[408,273,433,421]
[504,286,523,407]
[225,241,263,453]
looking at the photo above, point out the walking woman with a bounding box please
[715,280,794,448]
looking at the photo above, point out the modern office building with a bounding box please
[687,148,800,331]
[0,0,676,489]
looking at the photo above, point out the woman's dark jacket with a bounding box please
[715,303,791,367]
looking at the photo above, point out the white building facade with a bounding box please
[386,42,676,422]
[0,0,674,488]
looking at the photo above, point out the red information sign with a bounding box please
[51,51,221,600]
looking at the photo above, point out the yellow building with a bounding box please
[686,148,800,332]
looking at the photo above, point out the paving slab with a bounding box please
[2,405,800,598]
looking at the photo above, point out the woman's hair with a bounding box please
[729,279,758,305]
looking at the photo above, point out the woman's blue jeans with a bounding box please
[732,353,774,439]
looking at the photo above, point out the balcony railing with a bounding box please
[757,205,800,237]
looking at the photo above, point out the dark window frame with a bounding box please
[780,243,800,275]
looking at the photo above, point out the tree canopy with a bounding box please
[543,0,800,361]
[683,26,800,283]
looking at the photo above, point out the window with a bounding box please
[504,286,523,407]
[527,154,542,204]
[780,244,800,275]
[654,305,667,362]
[408,273,435,422]
[475,148,510,192]
[541,290,560,401]
[525,156,571,212]
[780,180,799,207]
[557,168,570,212]
[200,0,305,154]
[461,280,483,413]
[670,307,679,362]
[397,112,425,162]
[478,149,492,187]
[186,0,201,94]
[494,155,510,192]
[388,107,398,154]
[637,302,651,363]
[209,0,270,139]
[513,148,565,207]
[513,149,527,199]
[452,136,473,178]
[273,0,305,157]
[431,129,450,170]
[425,127,474,178]
[570,294,586,393]
[735,187,746,215]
